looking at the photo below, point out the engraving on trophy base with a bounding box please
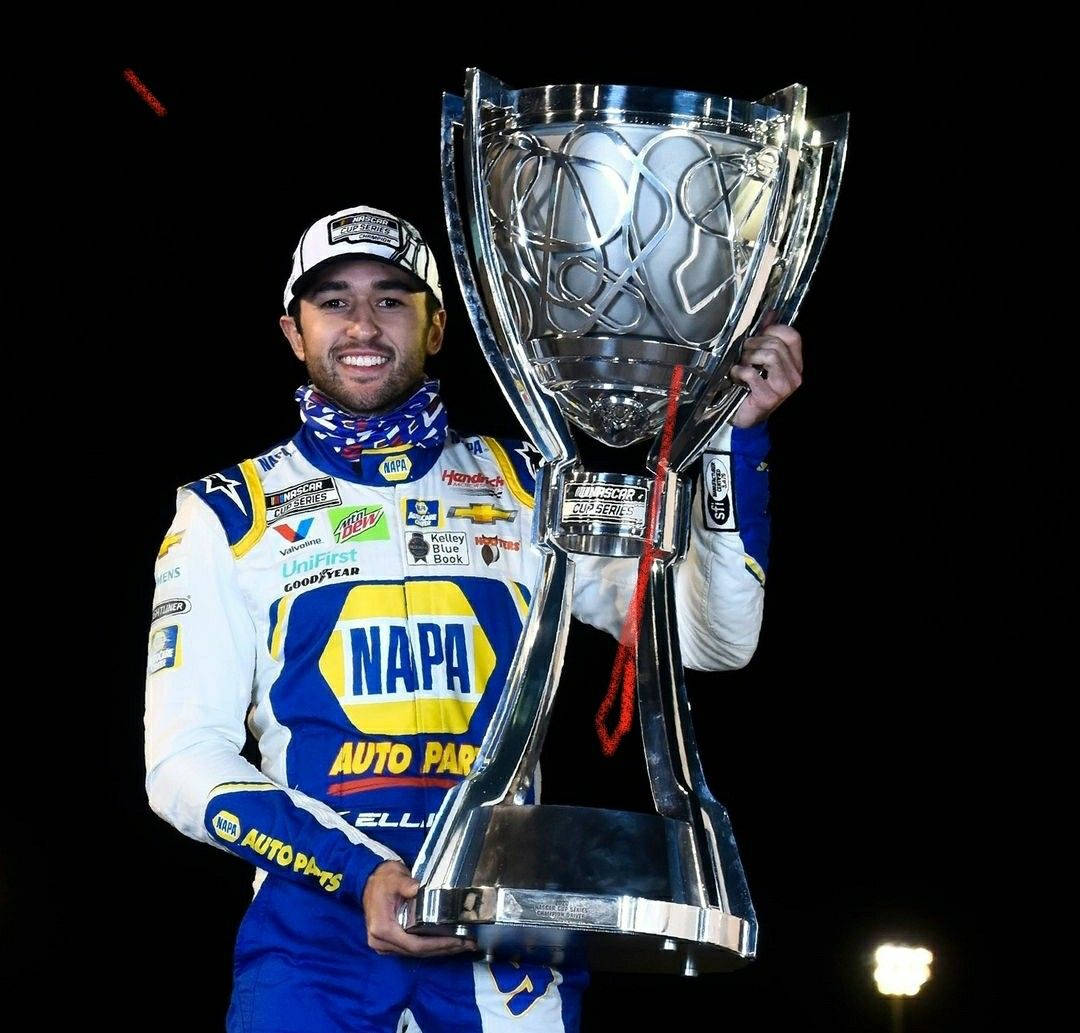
[408,884,753,974]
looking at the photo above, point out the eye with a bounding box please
[320,298,348,310]
[377,297,403,308]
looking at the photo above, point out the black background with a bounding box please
[28,49,989,1030]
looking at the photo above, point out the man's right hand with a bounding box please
[362,860,477,957]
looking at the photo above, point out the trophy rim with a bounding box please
[476,77,799,136]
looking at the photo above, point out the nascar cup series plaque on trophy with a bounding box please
[404,68,848,974]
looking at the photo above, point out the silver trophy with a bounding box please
[404,68,848,975]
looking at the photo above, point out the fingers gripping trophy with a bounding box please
[403,68,849,975]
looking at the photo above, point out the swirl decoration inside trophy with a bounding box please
[405,68,848,976]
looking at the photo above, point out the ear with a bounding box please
[425,309,446,357]
[280,313,306,362]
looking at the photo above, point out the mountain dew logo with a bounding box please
[331,505,389,544]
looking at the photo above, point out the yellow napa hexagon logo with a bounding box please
[378,454,412,482]
[317,581,495,735]
[212,810,242,843]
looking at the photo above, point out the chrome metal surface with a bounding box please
[424,67,848,973]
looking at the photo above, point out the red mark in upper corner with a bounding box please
[123,69,167,117]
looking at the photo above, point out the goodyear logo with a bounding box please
[331,505,389,544]
[211,810,241,843]
[378,454,412,482]
[318,582,496,734]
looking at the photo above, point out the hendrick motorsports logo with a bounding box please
[441,469,504,496]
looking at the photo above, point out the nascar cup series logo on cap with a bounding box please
[329,212,402,248]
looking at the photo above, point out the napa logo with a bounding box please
[318,581,496,735]
[488,961,557,1015]
[331,505,389,544]
[211,810,241,843]
[378,454,412,482]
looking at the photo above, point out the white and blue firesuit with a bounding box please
[145,417,770,1032]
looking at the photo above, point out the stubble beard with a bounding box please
[309,350,426,417]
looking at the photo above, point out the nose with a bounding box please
[345,305,380,340]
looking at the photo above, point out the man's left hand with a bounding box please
[729,324,803,428]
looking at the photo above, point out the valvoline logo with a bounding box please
[274,517,314,543]
[318,581,496,735]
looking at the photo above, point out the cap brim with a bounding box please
[288,254,433,308]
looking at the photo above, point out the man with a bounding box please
[145,204,802,1032]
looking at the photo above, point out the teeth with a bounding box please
[341,355,388,367]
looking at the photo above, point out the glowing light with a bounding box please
[873,944,933,996]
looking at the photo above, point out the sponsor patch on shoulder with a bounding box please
[256,443,294,474]
[148,625,181,674]
[701,451,737,531]
[151,598,191,623]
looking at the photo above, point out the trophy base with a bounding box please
[403,805,756,974]
[406,886,753,974]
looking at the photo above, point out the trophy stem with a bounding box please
[411,539,574,887]
[635,560,755,925]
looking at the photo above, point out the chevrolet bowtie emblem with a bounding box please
[447,504,517,524]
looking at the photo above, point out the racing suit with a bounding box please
[144,416,770,1033]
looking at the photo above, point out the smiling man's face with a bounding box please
[280,257,445,415]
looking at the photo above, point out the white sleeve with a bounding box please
[144,490,399,904]
[570,422,770,672]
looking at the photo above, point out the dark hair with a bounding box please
[288,288,440,336]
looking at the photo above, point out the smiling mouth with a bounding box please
[339,354,389,368]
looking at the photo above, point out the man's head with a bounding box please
[280,206,445,415]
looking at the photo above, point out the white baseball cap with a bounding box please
[283,204,442,312]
